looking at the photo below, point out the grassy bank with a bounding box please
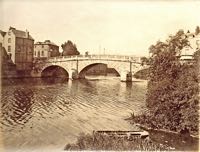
[64,132,170,151]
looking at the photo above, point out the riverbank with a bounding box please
[132,123,199,151]
[122,103,199,151]
[64,121,199,151]
[64,132,171,151]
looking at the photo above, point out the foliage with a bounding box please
[135,29,199,135]
[147,30,187,106]
[195,26,200,35]
[64,132,170,151]
[140,56,150,65]
[1,46,16,73]
[1,46,10,62]
[61,40,80,56]
[193,49,200,61]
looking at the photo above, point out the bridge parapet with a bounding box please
[33,54,147,81]
[47,54,141,63]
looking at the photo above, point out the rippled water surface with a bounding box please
[0,77,147,151]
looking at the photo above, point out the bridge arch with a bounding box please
[35,55,145,81]
[132,66,149,79]
[78,63,121,79]
[41,65,69,78]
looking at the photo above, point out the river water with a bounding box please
[0,76,147,152]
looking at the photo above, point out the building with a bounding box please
[185,31,200,50]
[2,27,34,71]
[34,40,60,58]
[0,30,6,44]
[179,31,200,61]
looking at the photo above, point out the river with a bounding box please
[0,76,147,152]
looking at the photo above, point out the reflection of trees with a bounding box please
[74,79,98,95]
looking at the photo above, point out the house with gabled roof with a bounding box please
[2,27,34,71]
[179,31,200,61]
[0,30,6,44]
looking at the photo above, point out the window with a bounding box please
[41,51,44,56]
[8,32,11,36]
[38,51,40,57]
[8,53,12,59]
[42,45,44,48]
[8,46,11,52]
[8,38,11,43]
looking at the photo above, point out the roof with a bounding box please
[9,27,34,40]
[35,40,58,46]
[0,30,6,37]
[13,29,34,40]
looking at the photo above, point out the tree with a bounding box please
[195,26,200,35]
[145,29,199,133]
[61,40,80,56]
[140,56,150,65]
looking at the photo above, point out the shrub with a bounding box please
[138,30,199,135]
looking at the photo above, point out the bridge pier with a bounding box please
[120,71,132,82]
[69,69,79,80]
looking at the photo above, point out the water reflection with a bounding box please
[41,77,68,84]
[1,77,69,87]
[79,79,94,88]
[1,88,34,128]
[126,82,132,89]
[0,77,147,151]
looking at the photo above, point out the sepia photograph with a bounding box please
[0,0,199,151]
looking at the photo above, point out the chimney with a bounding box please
[26,29,29,38]
[9,26,16,31]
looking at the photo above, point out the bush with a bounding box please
[136,30,199,135]
[64,132,170,151]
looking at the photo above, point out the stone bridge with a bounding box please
[32,54,148,81]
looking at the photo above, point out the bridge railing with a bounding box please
[47,54,141,63]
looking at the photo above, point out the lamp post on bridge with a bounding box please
[130,62,132,74]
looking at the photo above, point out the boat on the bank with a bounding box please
[93,130,149,140]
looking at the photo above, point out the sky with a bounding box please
[0,0,200,56]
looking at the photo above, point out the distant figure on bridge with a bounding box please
[85,51,89,56]
[61,40,80,56]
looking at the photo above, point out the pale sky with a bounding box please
[0,0,200,56]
